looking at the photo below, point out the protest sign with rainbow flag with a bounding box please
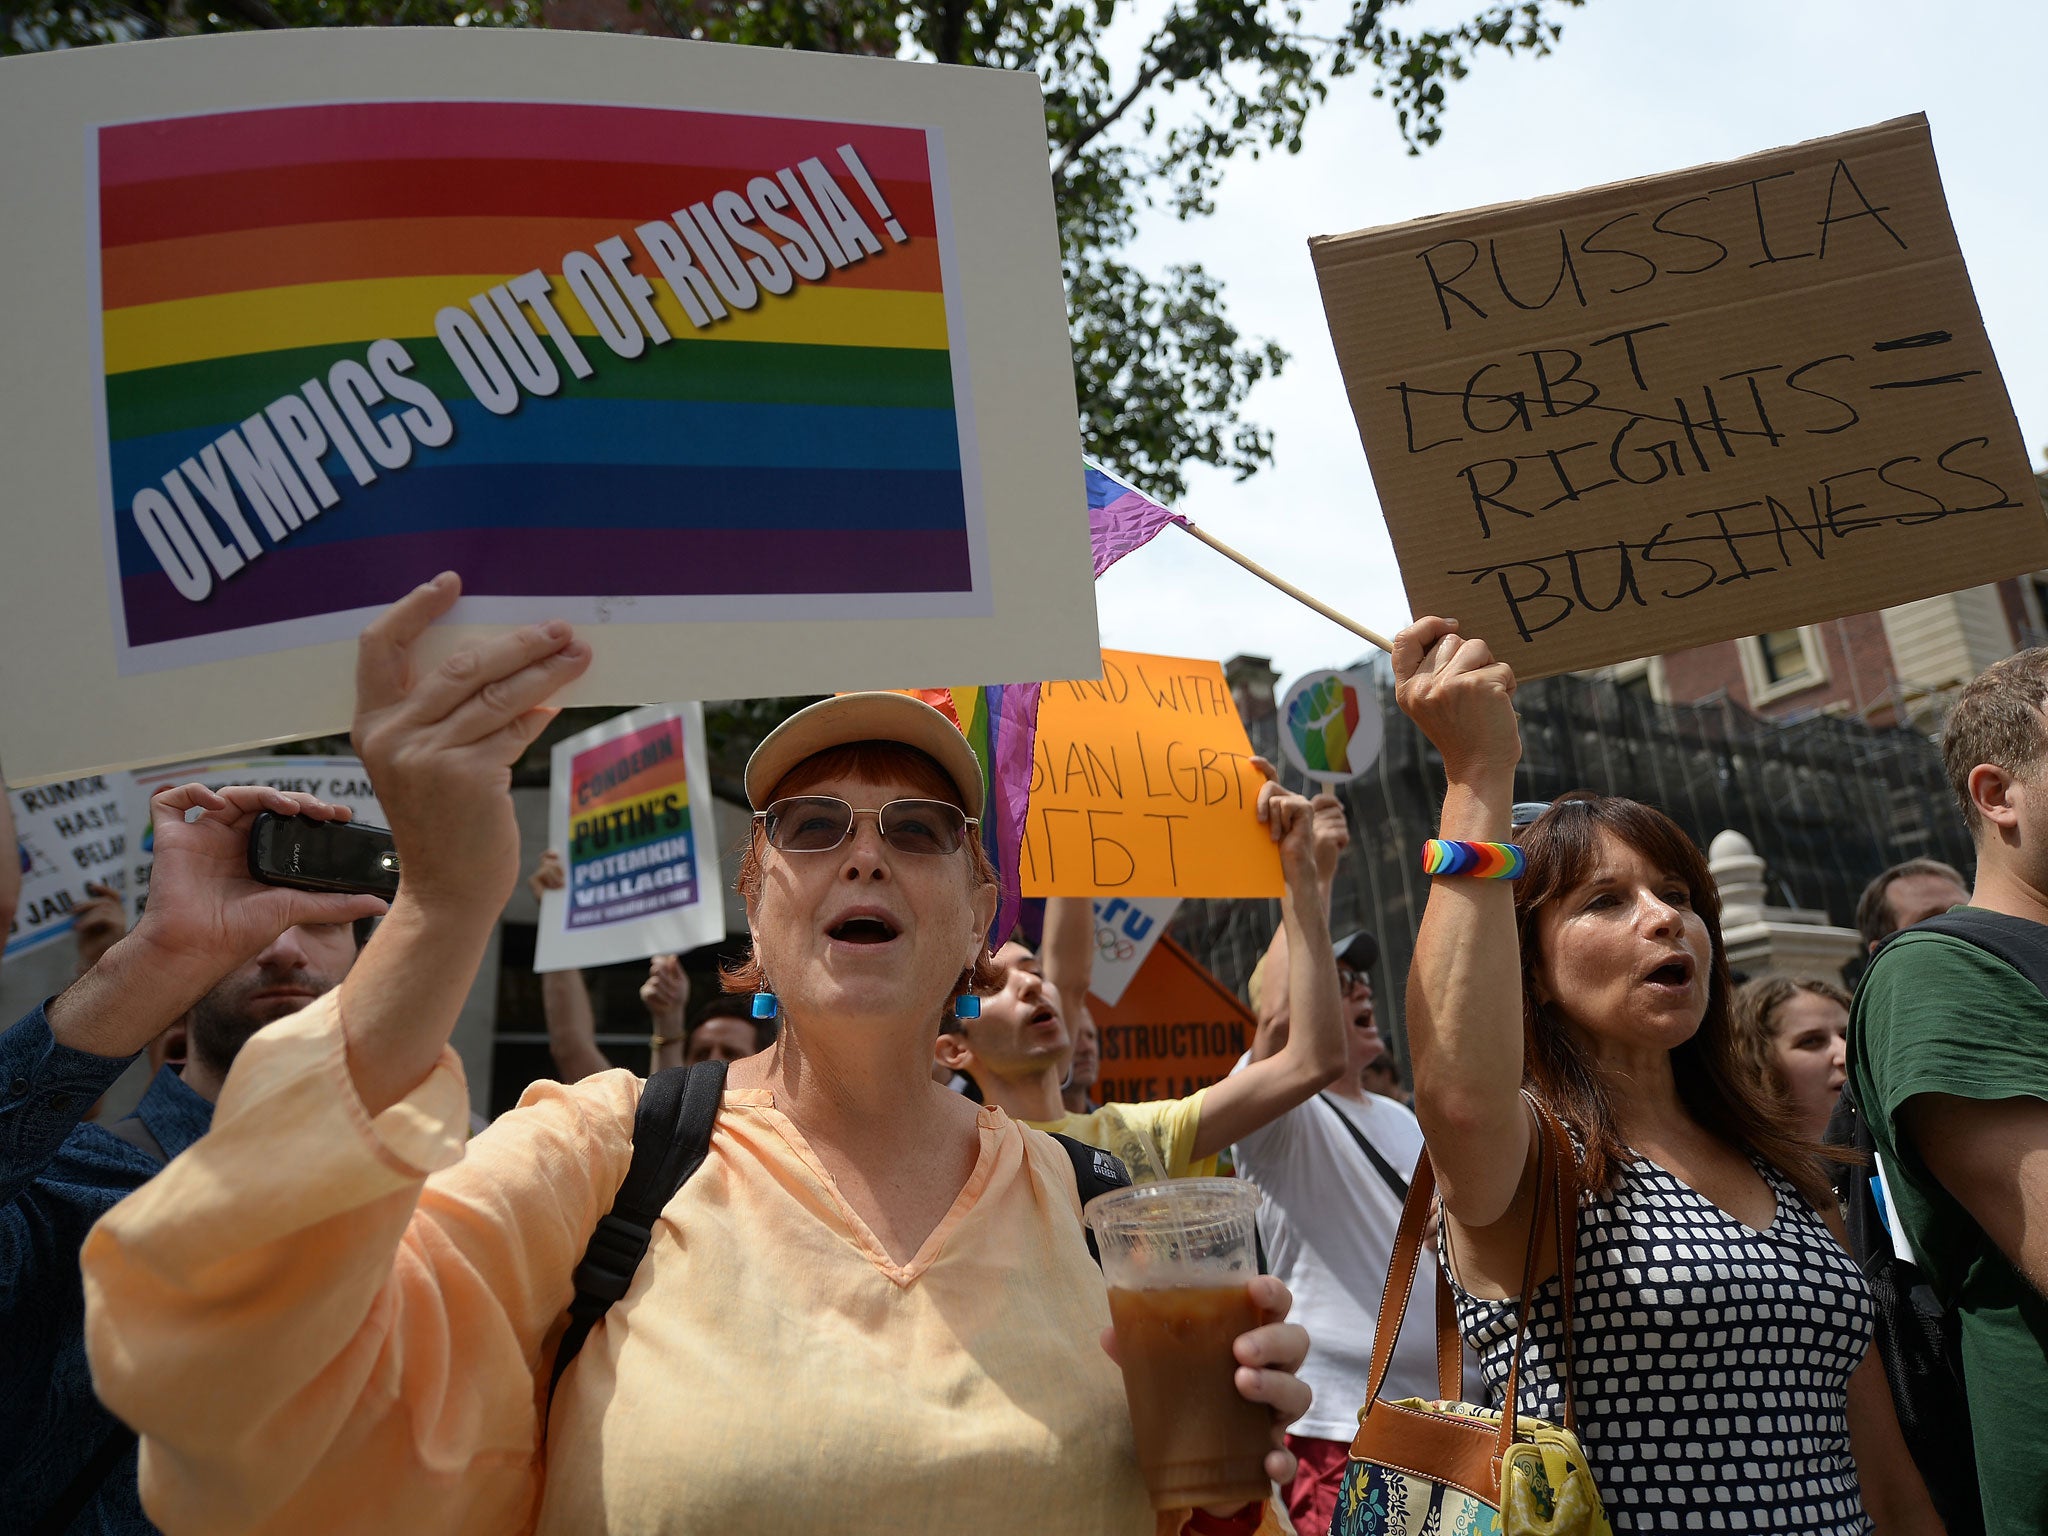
[98,99,973,671]
[536,702,724,972]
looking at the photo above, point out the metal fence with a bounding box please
[1169,659,1973,1071]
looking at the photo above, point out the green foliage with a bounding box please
[4,0,1580,499]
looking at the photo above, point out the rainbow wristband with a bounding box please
[1421,839,1526,879]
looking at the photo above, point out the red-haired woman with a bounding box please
[81,578,1310,1536]
[1393,616,1940,1533]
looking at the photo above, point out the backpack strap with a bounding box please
[1887,908,2048,997]
[1050,1132,1130,1266]
[1317,1092,1410,1203]
[547,1059,728,1415]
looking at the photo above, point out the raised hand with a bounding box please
[352,573,590,923]
[341,574,590,1116]
[128,785,386,1001]
[71,879,129,977]
[640,954,688,1033]
[1392,616,1522,786]
[528,848,566,904]
[1308,794,1349,887]
[1255,780,1318,885]
[48,786,385,1061]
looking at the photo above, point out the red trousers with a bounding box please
[1282,1433,1350,1536]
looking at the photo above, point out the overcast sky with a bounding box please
[1088,0,2048,691]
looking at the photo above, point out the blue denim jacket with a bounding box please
[2,1005,213,1535]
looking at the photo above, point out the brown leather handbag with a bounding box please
[1332,1094,1612,1536]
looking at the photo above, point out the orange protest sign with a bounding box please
[1022,650,1283,899]
[1091,936,1255,1105]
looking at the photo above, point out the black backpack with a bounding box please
[1832,906,2048,1536]
[547,1060,1133,1411]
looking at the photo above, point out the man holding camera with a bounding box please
[1,784,384,1536]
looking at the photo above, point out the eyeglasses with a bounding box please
[1337,965,1371,991]
[756,796,978,857]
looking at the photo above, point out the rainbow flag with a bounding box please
[96,101,968,665]
[1084,457,1188,576]
[902,684,1040,947]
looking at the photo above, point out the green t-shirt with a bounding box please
[1851,920,2048,1534]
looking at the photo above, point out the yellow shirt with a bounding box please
[82,998,1279,1535]
[1028,1090,1216,1182]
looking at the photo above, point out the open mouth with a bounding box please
[1028,1004,1060,1029]
[1642,957,1694,988]
[828,914,900,945]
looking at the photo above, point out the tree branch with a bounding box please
[1051,46,1170,184]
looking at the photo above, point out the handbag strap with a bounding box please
[1360,1092,1583,1467]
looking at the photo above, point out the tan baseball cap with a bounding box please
[744,692,986,818]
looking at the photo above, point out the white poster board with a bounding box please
[6,778,133,962]
[1086,896,1179,1007]
[0,27,1097,785]
[126,755,385,917]
[1278,668,1384,784]
[536,703,725,973]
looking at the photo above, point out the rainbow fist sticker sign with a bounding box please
[537,702,723,972]
[1278,668,1385,785]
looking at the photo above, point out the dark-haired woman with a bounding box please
[1392,615,1940,1533]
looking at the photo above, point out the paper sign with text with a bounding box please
[6,779,132,961]
[1091,936,1254,1105]
[1279,668,1383,784]
[125,756,385,919]
[0,29,1095,784]
[1023,651,1283,899]
[536,703,724,973]
[1086,896,1179,1007]
[1311,114,2048,680]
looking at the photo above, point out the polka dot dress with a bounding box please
[1450,1152,1875,1533]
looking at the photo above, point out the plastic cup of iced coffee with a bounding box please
[1085,1177,1271,1512]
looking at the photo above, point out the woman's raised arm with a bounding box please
[1394,617,1532,1228]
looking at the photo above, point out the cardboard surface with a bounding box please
[0,29,1096,784]
[1312,115,2048,679]
[536,703,725,972]
[1021,650,1283,899]
[1090,936,1254,1105]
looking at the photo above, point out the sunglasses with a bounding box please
[1337,965,1371,991]
[756,796,978,857]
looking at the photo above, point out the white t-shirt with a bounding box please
[1229,1060,1456,1441]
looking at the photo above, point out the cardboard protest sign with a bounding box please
[126,756,384,918]
[1085,896,1179,1007]
[6,779,132,962]
[0,28,1096,785]
[1312,115,2048,679]
[1022,651,1283,899]
[1092,936,1254,1105]
[1279,668,1383,784]
[535,704,724,973]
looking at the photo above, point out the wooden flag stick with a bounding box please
[1177,523,1395,654]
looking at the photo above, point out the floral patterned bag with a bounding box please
[1333,1096,1612,1536]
